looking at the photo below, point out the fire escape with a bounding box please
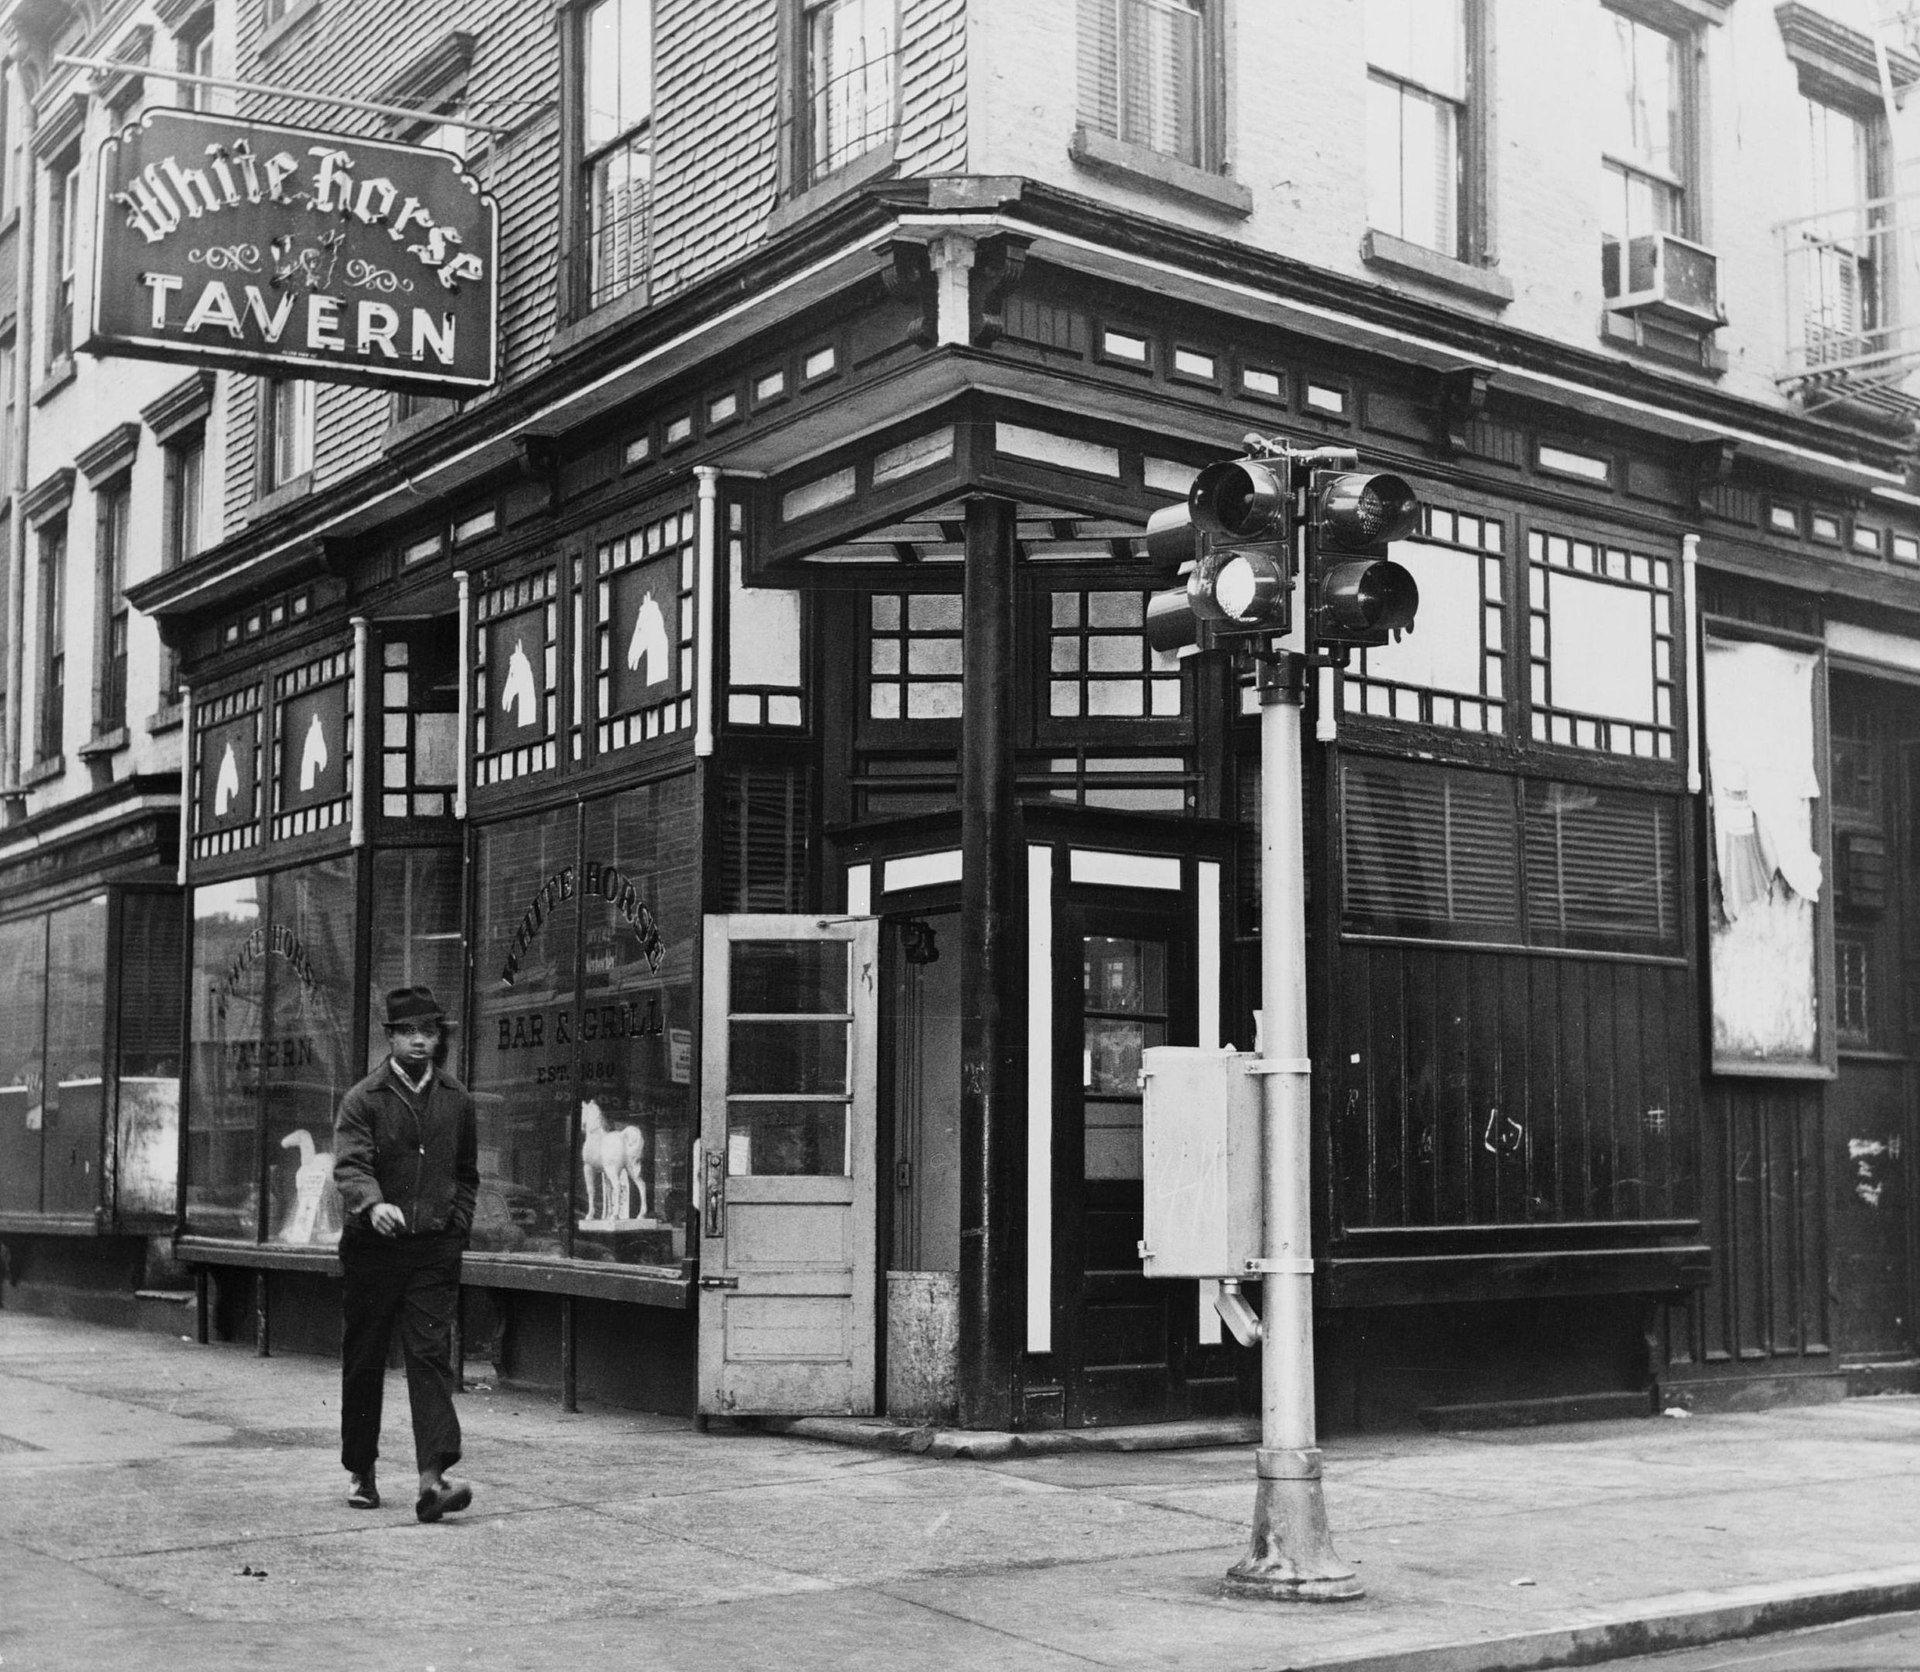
[1777,190,1920,424]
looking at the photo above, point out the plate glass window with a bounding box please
[582,0,653,309]
[1366,0,1466,258]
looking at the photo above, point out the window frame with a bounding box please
[44,145,79,368]
[1598,5,1701,250]
[176,9,215,111]
[259,377,315,495]
[1364,0,1489,266]
[798,0,901,189]
[566,0,654,320]
[35,517,66,763]
[1071,0,1236,192]
[93,476,131,736]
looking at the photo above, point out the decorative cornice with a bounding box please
[128,176,1920,625]
[139,369,215,443]
[1775,3,1920,102]
[22,464,73,526]
[377,29,476,112]
[152,0,210,34]
[76,419,139,486]
[29,87,86,159]
[90,22,149,110]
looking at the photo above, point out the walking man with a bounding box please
[333,984,479,1523]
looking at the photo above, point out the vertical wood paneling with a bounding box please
[1331,943,1700,1231]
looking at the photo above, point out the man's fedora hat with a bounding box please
[384,985,447,1030]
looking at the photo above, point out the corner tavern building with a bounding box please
[2,0,1919,1432]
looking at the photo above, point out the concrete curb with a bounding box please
[754,1413,1261,1458]
[1293,1567,1920,1672]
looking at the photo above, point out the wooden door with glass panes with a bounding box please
[1055,899,1235,1427]
[698,915,879,1416]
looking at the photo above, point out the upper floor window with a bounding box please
[164,428,205,570]
[1366,0,1469,259]
[176,11,214,111]
[806,0,897,183]
[581,0,652,311]
[35,519,66,762]
[45,148,79,365]
[1047,590,1181,721]
[1797,93,1879,361]
[1076,0,1216,170]
[95,479,130,734]
[263,378,314,491]
[1599,9,1690,268]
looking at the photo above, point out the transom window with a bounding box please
[1366,0,1467,258]
[1076,0,1213,169]
[1346,506,1504,733]
[581,0,653,310]
[806,0,897,182]
[867,592,962,720]
[1527,529,1675,759]
[1048,590,1181,720]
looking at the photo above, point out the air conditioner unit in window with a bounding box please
[1602,232,1725,329]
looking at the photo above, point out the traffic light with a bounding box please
[1304,468,1421,651]
[1143,454,1297,653]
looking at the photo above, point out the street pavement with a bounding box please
[4,1310,1920,1672]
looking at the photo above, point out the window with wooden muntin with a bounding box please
[595,504,695,754]
[865,590,962,721]
[474,566,560,787]
[271,650,353,842]
[192,685,263,861]
[1046,589,1182,722]
[380,623,458,820]
[1342,755,1681,958]
[1527,527,1675,759]
[1345,505,1505,733]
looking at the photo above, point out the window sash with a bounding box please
[1078,0,1207,169]
[1368,71,1463,257]
[37,524,65,760]
[269,380,314,486]
[1602,10,1683,181]
[808,0,898,180]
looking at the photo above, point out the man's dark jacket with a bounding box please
[332,1064,479,1239]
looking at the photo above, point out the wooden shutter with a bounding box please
[1341,757,1520,940]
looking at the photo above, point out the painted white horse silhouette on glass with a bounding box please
[500,637,538,729]
[627,593,670,688]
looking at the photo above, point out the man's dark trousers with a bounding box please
[339,1225,463,1477]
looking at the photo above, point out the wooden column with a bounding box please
[957,495,1022,1430]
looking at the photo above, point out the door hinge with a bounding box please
[896,1158,912,1191]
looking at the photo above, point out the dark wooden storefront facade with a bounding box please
[114,180,1920,1429]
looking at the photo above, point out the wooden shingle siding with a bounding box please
[897,0,966,172]
[217,0,969,522]
[648,0,782,301]
[1329,943,1699,1230]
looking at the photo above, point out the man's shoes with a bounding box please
[414,1477,473,1523]
[347,1472,379,1509]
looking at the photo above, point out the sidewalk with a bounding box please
[3,1310,1919,1672]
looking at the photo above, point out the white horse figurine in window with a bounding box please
[581,1099,648,1222]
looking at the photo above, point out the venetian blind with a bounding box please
[1341,757,1519,938]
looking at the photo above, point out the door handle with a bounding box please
[698,1275,739,1290]
[703,1147,725,1239]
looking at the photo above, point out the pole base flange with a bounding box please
[1222,1477,1366,1603]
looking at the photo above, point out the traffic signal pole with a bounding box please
[1223,652,1364,1604]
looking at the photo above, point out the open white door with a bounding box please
[698,913,878,1416]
